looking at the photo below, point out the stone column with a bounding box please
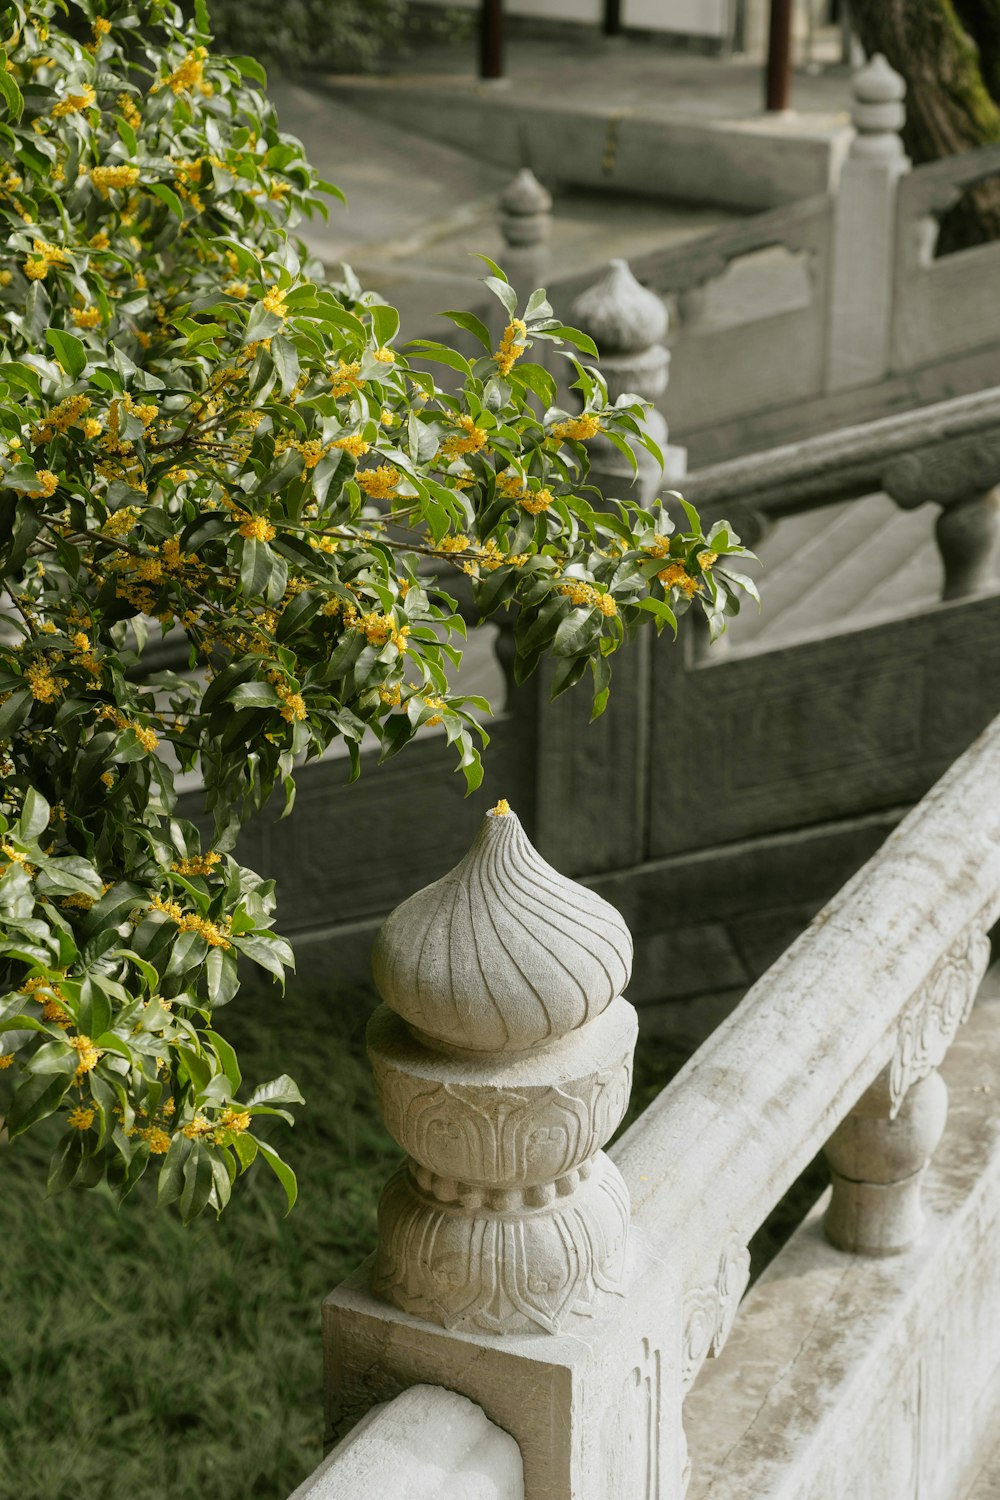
[824,924,991,1254]
[825,54,910,392]
[824,1068,948,1255]
[498,167,552,295]
[882,433,1000,601]
[570,258,683,508]
[323,807,685,1500]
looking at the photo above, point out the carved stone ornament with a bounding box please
[680,1238,751,1392]
[368,804,638,1335]
[371,804,632,1054]
[889,925,990,1116]
[850,53,906,162]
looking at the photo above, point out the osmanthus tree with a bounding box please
[0,0,754,1220]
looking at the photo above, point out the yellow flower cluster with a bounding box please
[331,360,362,399]
[239,515,276,542]
[137,1125,171,1154]
[225,279,248,299]
[68,1104,96,1130]
[262,284,287,318]
[494,319,527,376]
[117,93,141,128]
[434,533,472,554]
[51,85,96,118]
[149,894,232,950]
[103,505,137,537]
[698,550,718,569]
[26,660,63,702]
[90,164,140,197]
[171,852,221,877]
[357,612,410,652]
[441,413,487,461]
[72,304,101,329]
[658,562,700,597]
[155,46,211,97]
[266,670,307,723]
[520,488,553,515]
[70,1034,102,1081]
[378,682,402,707]
[374,346,395,364]
[550,414,603,443]
[423,695,446,726]
[27,469,58,498]
[558,581,618,616]
[32,393,91,442]
[333,434,369,459]
[491,798,511,816]
[24,238,68,281]
[0,1055,14,1069]
[357,465,401,500]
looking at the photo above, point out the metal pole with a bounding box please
[604,0,623,36]
[479,0,504,80]
[765,0,793,111]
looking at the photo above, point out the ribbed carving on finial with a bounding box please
[372,806,633,1053]
[571,258,668,356]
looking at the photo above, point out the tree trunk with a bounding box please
[849,0,1000,249]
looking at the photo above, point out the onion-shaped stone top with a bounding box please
[499,166,552,217]
[571,258,668,356]
[371,803,633,1053]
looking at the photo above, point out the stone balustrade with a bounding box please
[321,708,1000,1499]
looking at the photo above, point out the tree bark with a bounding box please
[849,0,1000,249]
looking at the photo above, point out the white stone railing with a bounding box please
[315,707,1000,1499]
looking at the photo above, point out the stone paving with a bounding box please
[267,30,853,342]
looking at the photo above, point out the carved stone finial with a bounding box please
[850,53,906,161]
[372,804,632,1054]
[569,260,673,503]
[368,806,637,1335]
[498,167,552,249]
[571,258,668,358]
[882,435,1000,600]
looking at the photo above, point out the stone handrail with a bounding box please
[611,708,1000,1292]
[289,1385,523,1499]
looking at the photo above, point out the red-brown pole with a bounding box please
[480,0,504,80]
[765,0,793,111]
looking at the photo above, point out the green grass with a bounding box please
[0,983,400,1500]
[0,995,822,1499]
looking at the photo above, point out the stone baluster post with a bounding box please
[826,53,910,392]
[882,435,1000,601]
[824,926,991,1254]
[498,167,552,302]
[569,258,684,508]
[324,807,688,1499]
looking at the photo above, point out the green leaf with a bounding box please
[45,328,87,380]
[440,310,492,351]
[158,1134,194,1207]
[256,1141,298,1215]
[270,334,300,397]
[239,536,274,598]
[246,1074,304,1108]
[0,53,24,121]
[180,1143,215,1223]
[544,324,599,359]
[148,181,185,220]
[230,54,268,86]
[484,276,517,317]
[18,787,50,842]
[7,1073,73,1138]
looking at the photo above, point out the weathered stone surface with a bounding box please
[684,998,1000,1500]
[289,1384,523,1499]
[371,807,632,1054]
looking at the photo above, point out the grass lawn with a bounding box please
[0,982,823,1499]
[0,983,397,1500]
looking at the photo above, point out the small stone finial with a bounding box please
[372,805,632,1053]
[498,167,553,249]
[850,53,906,161]
[569,260,673,503]
[571,258,668,357]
